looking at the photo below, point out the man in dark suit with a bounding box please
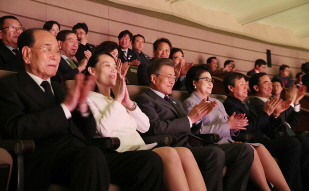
[248,72,309,190]
[247,59,267,76]
[72,22,96,62]
[223,72,305,190]
[272,64,293,88]
[52,30,91,83]
[0,15,24,71]
[132,34,150,63]
[118,30,139,65]
[0,29,163,191]
[135,58,254,191]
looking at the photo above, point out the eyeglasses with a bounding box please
[197,77,214,83]
[0,26,24,31]
[157,74,177,82]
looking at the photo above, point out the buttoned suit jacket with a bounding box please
[0,41,24,72]
[52,57,79,83]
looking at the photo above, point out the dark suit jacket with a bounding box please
[75,43,96,62]
[272,74,293,88]
[134,89,202,147]
[0,71,99,188]
[0,41,24,72]
[133,50,150,63]
[119,48,137,63]
[137,58,154,85]
[246,69,256,76]
[223,96,270,141]
[52,57,79,83]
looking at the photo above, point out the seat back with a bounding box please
[126,65,138,85]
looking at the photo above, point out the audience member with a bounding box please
[86,52,206,191]
[0,29,164,191]
[132,34,150,63]
[247,59,267,76]
[295,72,304,88]
[52,30,91,83]
[223,72,305,190]
[271,78,306,129]
[223,60,236,72]
[183,65,290,191]
[43,20,60,38]
[118,30,139,65]
[272,64,293,88]
[248,72,309,190]
[206,57,218,72]
[0,15,24,71]
[169,47,193,90]
[137,37,172,85]
[72,22,96,62]
[135,58,254,191]
[95,41,119,60]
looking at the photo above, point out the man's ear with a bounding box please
[150,74,156,84]
[58,41,63,49]
[227,85,234,93]
[253,85,259,92]
[21,46,31,65]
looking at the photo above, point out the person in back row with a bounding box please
[135,58,254,191]
[43,20,60,38]
[247,59,267,76]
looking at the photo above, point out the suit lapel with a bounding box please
[18,72,56,108]
[146,89,181,117]
[51,81,65,104]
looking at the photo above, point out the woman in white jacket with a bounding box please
[86,52,207,191]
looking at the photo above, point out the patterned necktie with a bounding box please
[66,58,77,69]
[122,50,127,60]
[12,49,21,57]
[41,81,56,106]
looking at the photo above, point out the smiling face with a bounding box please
[253,75,273,98]
[193,71,213,97]
[0,18,23,48]
[229,77,248,101]
[150,65,175,95]
[272,81,283,97]
[59,33,78,58]
[88,54,117,88]
[49,24,60,37]
[154,42,170,59]
[74,28,87,41]
[171,51,184,65]
[119,34,131,50]
[23,30,61,80]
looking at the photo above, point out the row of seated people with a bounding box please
[0,15,308,191]
[1,15,305,92]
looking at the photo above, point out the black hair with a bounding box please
[95,41,120,55]
[185,64,212,94]
[296,72,304,78]
[254,59,267,67]
[72,23,88,34]
[206,57,216,64]
[222,72,245,94]
[153,38,172,51]
[133,34,145,42]
[0,15,21,29]
[85,52,114,75]
[224,60,234,67]
[271,78,283,87]
[56,30,75,42]
[17,28,39,51]
[249,72,267,94]
[43,20,60,31]
[169,48,184,59]
[279,64,289,72]
[118,30,133,41]
[147,58,175,84]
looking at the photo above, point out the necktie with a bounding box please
[12,49,21,57]
[41,81,56,106]
[122,51,127,60]
[241,101,249,111]
[66,58,77,69]
[164,95,172,104]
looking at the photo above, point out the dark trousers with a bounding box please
[261,137,302,190]
[294,135,309,191]
[189,143,253,191]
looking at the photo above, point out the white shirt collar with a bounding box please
[255,96,268,102]
[150,88,166,99]
[26,72,53,93]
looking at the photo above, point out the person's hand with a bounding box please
[188,99,217,123]
[63,73,95,112]
[174,62,183,79]
[273,99,292,117]
[112,72,126,103]
[227,112,248,132]
[72,56,78,63]
[130,59,140,66]
[264,97,281,116]
[295,85,307,104]
[121,83,134,109]
[180,61,194,77]
[78,50,92,72]
[286,84,297,103]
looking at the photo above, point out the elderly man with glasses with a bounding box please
[0,15,25,71]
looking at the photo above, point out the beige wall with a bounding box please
[1,0,309,79]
